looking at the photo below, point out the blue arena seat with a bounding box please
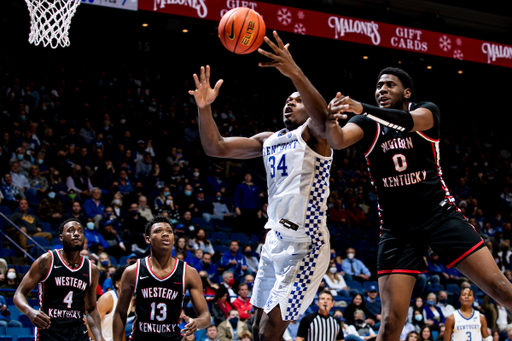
[209,218,228,228]
[4,328,32,341]
[0,249,16,257]
[345,280,364,294]
[446,283,460,295]
[231,233,249,245]
[16,337,35,341]
[0,337,13,341]
[109,255,118,266]
[215,245,229,255]
[40,222,53,233]
[211,232,229,244]
[0,206,13,216]
[119,255,129,266]
[191,217,208,228]
[51,237,61,245]
[18,315,33,329]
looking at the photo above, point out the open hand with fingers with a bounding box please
[258,30,301,78]
[188,65,224,109]
[180,314,197,336]
[328,92,364,116]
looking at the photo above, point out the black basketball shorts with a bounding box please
[36,323,89,341]
[377,206,485,277]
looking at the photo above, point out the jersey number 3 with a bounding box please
[269,155,288,178]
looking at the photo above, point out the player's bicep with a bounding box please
[115,267,136,317]
[480,315,489,338]
[410,108,434,132]
[97,294,113,321]
[220,132,271,159]
[17,253,51,296]
[443,315,455,341]
[85,265,99,312]
[186,267,209,315]
[341,123,364,148]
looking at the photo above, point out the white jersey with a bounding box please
[263,120,332,241]
[451,309,482,341]
[102,290,118,341]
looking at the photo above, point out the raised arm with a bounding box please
[113,265,136,341]
[258,31,328,137]
[13,252,52,330]
[85,264,104,341]
[188,66,271,159]
[181,265,211,336]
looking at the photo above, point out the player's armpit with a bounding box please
[410,107,434,132]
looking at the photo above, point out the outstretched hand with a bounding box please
[180,314,197,336]
[327,92,364,126]
[258,31,300,78]
[188,65,224,109]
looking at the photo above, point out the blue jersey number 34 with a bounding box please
[269,155,289,178]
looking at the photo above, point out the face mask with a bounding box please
[130,210,138,216]
[17,154,24,160]
[216,196,222,201]
[7,272,16,280]
[163,192,170,197]
[113,199,121,206]
[227,278,235,286]
[438,299,447,304]
[48,192,56,199]
[228,317,238,328]
[38,159,44,165]
[75,170,82,177]
[165,200,172,206]
[414,314,423,321]
[120,119,126,124]
[355,319,364,326]
[244,251,252,257]
[106,213,113,217]
[87,222,95,230]
[68,193,76,200]
[100,260,109,266]
[20,115,26,120]
[330,267,337,274]
[427,300,435,306]
[184,190,192,196]
[347,253,355,260]
[193,172,200,177]
[246,282,254,289]
[111,186,119,193]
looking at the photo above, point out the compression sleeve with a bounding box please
[361,103,414,132]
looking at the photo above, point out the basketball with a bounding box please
[218,7,266,54]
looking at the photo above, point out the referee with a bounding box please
[296,290,344,341]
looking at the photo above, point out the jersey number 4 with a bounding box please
[63,291,73,308]
[269,155,288,178]
[150,302,167,321]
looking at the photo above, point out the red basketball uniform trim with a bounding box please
[446,240,484,268]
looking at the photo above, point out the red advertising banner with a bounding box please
[139,0,512,69]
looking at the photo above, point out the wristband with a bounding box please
[361,103,414,132]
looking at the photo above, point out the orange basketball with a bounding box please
[218,7,266,54]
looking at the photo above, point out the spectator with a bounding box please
[191,229,215,254]
[38,187,66,226]
[333,310,363,341]
[1,173,25,211]
[154,186,170,210]
[211,191,233,222]
[10,148,32,177]
[352,309,377,341]
[0,294,23,327]
[100,219,126,258]
[169,164,186,193]
[203,325,220,341]
[84,218,110,255]
[166,147,187,168]
[158,195,180,224]
[242,245,258,275]
[296,290,344,341]
[27,165,48,198]
[408,297,425,324]
[61,200,88,227]
[481,295,512,332]
[0,268,19,298]
[209,285,232,325]
[10,198,52,250]
[111,193,125,219]
[347,198,367,227]
[423,293,445,331]
[344,294,377,327]
[98,251,112,275]
[196,252,219,284]
[83,187,106,227]
[8,161,30,192]
[138,195,154,221]
[234,173,261,235]
[179,210,196,237]
[217,309,249,341]
[453,178,472,204]
[125,181,146,207]
[419,326,433,341]
[426,253,448,286]
[135,152,153,179]
[231,283,252,322]
[220,271,237,303]
[435,291,455,318]
[365,286,382,326]
[404,331,420,341]
[66,164,93,199]
[220,241,248,281]
[79,120,96,145]
[189,167,205,189]
[341,247,371,282]
[49,169,67,197]
[174,236,192,259]
[194,189,214,223]
[207,169,227,194]
[199,270,217,302]
[190,249,204,267]
[178,184,196,215]
[239,331,253,341]
[117,169,134,195]
[328,198,349,226]
[123,202,148,254]
[323,259,351,298]
[145,162,165,191]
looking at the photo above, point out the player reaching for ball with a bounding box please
[189,31,334,341]
[323,67,512,341]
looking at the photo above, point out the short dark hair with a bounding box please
[237,283,249,292]
[59,218,83,235]
[144,215,172,237]
[378,67,414,95]
[319,289,334,301]
[112,265,128,290]
[459,287,475,297]
[206,325,217,332]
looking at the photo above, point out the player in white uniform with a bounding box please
[189,31,333,341]
[97,265,128,341]
[444,288,490,341]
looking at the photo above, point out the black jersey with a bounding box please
[130,257,186,341]
[38,250,91,327]
[349,102,454,231]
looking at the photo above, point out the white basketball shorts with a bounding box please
[250,227,330,321]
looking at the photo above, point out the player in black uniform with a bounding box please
[113,215,210,341]
[14,218,104,341]
[323,67,512,341]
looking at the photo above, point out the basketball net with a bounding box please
[25,0,81,49]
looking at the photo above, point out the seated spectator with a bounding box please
[365,285,382,328]
[242,245,258,275]
[0,268,20,298]
[145,163,165,191]
[1,172,25,211]
[66,164,93,199]
[496,240,512,272]
[83,187,106,227]
[209,285,232,325]
[194,189,214,223]
[423,292,444,331]
[125,181,146,208]
[123,202,148,254]
[98,251,111,275]
[243,274,254,295]
[190,248,204,267]
[135,152,153,179]
[207,168,227,194]
[10,198,52,250]
[220,271,237,303]
[27,165,48,198]
[101,265,117,292]
[425,253,446,285]
[323,259,351,297]
[344,294,377,327]
[154,186,170,210]
[220,241,248,281]
[49,170,67,198]
[100,219,126,258]
[117,169,134,195]
[419,326,433,341]
[353,309,377,341]
[188,167,205,189]
[191,229,215,255]
[111,193,125,219]
[239,331,253,341]
[169,164,186,193]
[403,331,420,341]
[212,191,234,222]
[332,310,362,341]
[0,294,23,327]
[166,147,188,168]
[347,198,367,227]
[408,297,425,324]
[8,161,30,192]
[435,290,454,318]
[231,283,252,322]
[61,200,88,227]
[138,195,154,221]
[453,177,472,204]
[10,148,32,177]
[481,295,512,332]
[329,198,349,226]
[85,218,110,255]
[38,187,66,226]
[196,252,219,284]
[203,325,220,341]
[341,247,371,282]
[217,309,249,341]
[199,270,217,302]
[158,196,180,224]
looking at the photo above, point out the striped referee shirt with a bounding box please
[297,312,344,341]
